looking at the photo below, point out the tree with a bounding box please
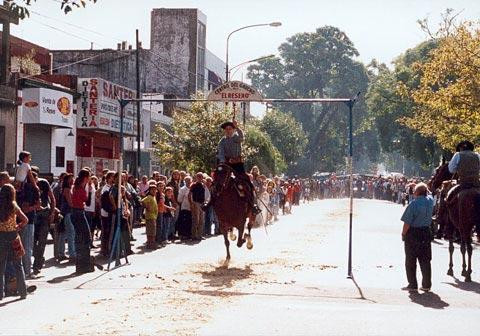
[248,26,374,176]
[152,100,230,174]
[259,109,307,168]
[152,100,286,175]
[5,0,98,19]
[365,40,446,167]
[244,125,286,176]
[402,19,480,150]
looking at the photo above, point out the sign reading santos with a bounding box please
[77,78,137,136]
[207,81,263,102]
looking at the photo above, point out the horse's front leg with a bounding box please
[466,239,473,282]
[447,240,454,276]
[237,223,246,248]
[223,232,231,261]
[460,240,467,277]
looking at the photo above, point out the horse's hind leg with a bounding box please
[447,240,454,276]
[466,239,473,282]
[223,233,231,261]
[460,241,467,277]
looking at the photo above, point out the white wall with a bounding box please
[50,114,76,177]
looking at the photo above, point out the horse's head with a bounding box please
[430,162,453,192]
[213,163,233,192]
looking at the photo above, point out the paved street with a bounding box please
[1,199,479,336]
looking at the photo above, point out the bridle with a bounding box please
[213,164,234,197]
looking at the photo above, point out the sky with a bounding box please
[9,0,480,116]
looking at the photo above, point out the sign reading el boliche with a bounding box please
[78,78,137,136]
[22,88,73,128]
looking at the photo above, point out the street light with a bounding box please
[229,54,276,80]
[225,22,282,81]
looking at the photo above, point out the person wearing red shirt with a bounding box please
[71,169,95,274]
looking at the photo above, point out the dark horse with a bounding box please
[430,162,480,282]
[212,163,256,263]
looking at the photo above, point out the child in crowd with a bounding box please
[141,184,158,249]
[163,187,176,242]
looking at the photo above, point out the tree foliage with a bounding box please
[259,109,307,166]
[247,26,374,176]
[152,100,285,175]
[5,0,98,19]
[401,18,480,150]
[365,40,445,167]
[244,125,286,176]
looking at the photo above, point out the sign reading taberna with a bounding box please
[22,88,73,128]
[207,81,264,102]
[77,78,137,136]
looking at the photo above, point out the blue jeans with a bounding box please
[156,215,164,243]
[0,231,27,299]
[163,216,173,241]
[20,212,35,276]
[58,213,76,258]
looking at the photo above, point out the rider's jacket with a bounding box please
[217,128,244,163]
[449,150,480,185]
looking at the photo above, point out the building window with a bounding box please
[55,146,65,167]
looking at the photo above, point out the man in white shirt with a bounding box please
[85,177,96,247]
[177,176,193,239]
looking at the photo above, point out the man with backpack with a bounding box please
[100,171,115,256]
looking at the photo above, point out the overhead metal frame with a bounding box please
[110,95,358,279]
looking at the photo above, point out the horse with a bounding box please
[430,162,480,282]
[212,163,256,262]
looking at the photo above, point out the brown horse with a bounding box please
[430,162,480,282]
[212,163,255,262]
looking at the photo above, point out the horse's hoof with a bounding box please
[462,270,467,277]
[465,275,472,282]
[247,241,253,250]
[237,238,245,248]
[447,269,454,276]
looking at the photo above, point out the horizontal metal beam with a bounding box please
[124,98,352,104]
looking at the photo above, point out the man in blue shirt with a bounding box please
[401,182,434,292]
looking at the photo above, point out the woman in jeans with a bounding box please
[71,169,95,274]
[58,174,76,262]
[0,184,29,300]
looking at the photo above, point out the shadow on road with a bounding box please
[408,291,449,309]
[444,277,480,294]
[0,297,24,307]
[195,265,254,289]
[47,272,79,284]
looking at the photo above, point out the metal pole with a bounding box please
[108,101,128,270]
[347,101,354,279]
[225,35,229,82]
[135,29,141,178]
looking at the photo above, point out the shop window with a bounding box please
[55,147,65,167]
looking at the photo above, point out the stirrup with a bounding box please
[252,205,262,215]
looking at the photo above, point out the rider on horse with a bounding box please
[447,140,480,202]
[210,119,261,215]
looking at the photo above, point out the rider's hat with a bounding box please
[220,121,235,129]
[456,140,475,152]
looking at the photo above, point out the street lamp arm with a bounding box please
[225,22,282,81]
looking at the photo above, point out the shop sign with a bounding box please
[22,88,73,128]
[207,81,263,102]
[77,78,137,136]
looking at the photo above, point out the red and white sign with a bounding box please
[77,78,137,135]
[22,88,73,128]
[207,81,263,102]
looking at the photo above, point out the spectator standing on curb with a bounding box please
[0,184,29,300]
[401,183,434,292]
